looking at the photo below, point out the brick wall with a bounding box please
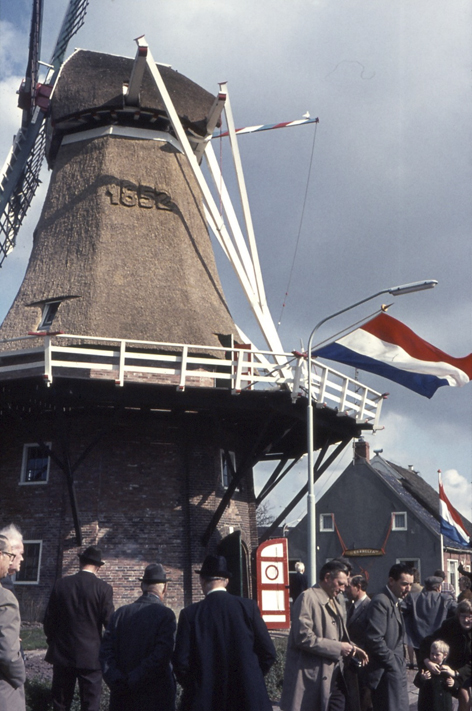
[1,407,259,620]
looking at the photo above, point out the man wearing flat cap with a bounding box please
[100,563,176,711]
[402,575,456,664]
[44,545,114,711]
[173,554,276,711]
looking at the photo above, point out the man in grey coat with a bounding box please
[364,563,413,711]
[280,560,367,711]
[100,563,176,711]
[0,535,25,711]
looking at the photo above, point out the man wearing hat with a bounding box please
[100,563,176,711]
[43,545,114,711]
[173,554,276,711]
[402,575,457,663]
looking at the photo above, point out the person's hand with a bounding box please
[424,658,441,675]
[440,665,455,677]
[445,676,454,688]
[340,642,354,657]
[353,646,369,665]
[421,670,432,680]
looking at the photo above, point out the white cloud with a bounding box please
[442,469,472,520]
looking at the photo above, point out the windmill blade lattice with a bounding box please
[0,0,89,268]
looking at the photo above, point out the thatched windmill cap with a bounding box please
[50,49,216,135]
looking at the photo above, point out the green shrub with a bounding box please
[265,635,287,701]
[25,679,51,711]
[25,678,110,711]
[21,628,47,651]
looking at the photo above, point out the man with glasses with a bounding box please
[0,524,24,595]
[0,534,26,710]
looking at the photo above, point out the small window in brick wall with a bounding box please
[392,512,408,531]
[15,541,42,585]
[20,443,51,484]
[320,513,335,532]
[220,450,238,489]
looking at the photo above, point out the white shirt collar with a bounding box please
[206,587,227,595]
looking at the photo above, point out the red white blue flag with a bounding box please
[438,472,470,547]
[313,313,472,398]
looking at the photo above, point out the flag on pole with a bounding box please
[438,472,470,547]
[312,312,472,398]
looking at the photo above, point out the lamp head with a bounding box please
[388,279,438,296]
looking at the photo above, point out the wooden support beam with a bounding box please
[256,456,303,505]
[259,437,351,543]
[200,414,274,547]
[256,458,288,504]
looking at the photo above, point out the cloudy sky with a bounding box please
[1,0,471,522]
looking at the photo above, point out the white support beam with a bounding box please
[204,143,258,294]
[194,91,226,163]
[139,37,288,365]
[125,42,148,105]
[222,86,268,312]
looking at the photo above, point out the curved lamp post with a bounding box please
[306,279,438,585]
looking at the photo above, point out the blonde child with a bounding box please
[414,639,459,711]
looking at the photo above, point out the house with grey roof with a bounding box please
[287,439,471,595]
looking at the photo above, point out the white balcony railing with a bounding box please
[0,333,385,426]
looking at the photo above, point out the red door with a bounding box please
[256,538,290,629]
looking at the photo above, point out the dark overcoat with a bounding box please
[0,586,25,711]
[347,595,371,650]
[100,592,176,711]
[44,570,114,669]
[173,590,276,711]
[402,590,456,649]
[418,616,471,686]
[364,585,409,711]
[414,670,458,711]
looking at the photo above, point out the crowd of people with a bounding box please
[282,557,471,711]
[0,522,471,711]
[0,526,276,711]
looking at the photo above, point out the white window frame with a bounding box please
[447,559,459,596]
[392,512,407,531]
[20,443,51,485]
[319,513,335,532]
[15,540,43,585]
[220,450,236,489]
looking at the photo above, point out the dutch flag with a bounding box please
[438,472,470,547]
[313,312,472,399]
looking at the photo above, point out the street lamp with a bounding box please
[306,279,438,585]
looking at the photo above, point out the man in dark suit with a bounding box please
[347,575,372,711]
[100,563,176,711]
[44,546,114,711]
[402,575,456,659]
[364,563,413,711]
[289,561,308,604]
[173,554,276,711]
[0,535,25,711]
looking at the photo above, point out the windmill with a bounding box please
[0,0,89,267]
[0,2,383,611]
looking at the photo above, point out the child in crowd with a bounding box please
[414,639,460,711]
